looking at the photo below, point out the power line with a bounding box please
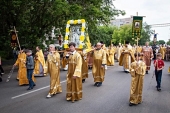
[149,23,170,27]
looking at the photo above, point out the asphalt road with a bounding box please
[0,61,170,113]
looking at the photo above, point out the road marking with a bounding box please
[11,80,67,99]
[11,72,92,99]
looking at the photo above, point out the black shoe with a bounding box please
[157,88,161,91]
[125,71,129,73]
[33,84,36,87]
[94,82,98,86]
[129,103,136,106]
[27,87,33,90]
[146,71,148,74]
[82,79,85,83]
[97,82,102,87]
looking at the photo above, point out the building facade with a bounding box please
[110,17,133,27]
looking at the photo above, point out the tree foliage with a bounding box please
[0,0,125,59]
[167,40,170,45]
[88,22,153,46]
[90,26,116,46]
[158,40,165,45]
[112,22,153,45]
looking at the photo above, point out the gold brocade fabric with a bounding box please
[142,46,153,71]
[119,47,135,70]
[45,52,62,95]
[132,47,136,55]
[62,52,68,68]
[102,45,109,64]
[163,47,166,54]
[107,48,115,66]
[33,50,45,75]
[129,61,146,104]
[160,47,165,60]
[79,52,88,79]
[168,67,170,73]
[66,52,82,101]
[116,46,122,61]
[15,53,35,85]
[137,47,142,53]
[92,49,106,82]
[87,52,93,67]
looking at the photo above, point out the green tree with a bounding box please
[139,22,154,45]
[158,40,165,45]
[90,26,116,46]
[0,0,125,59]
[167,39,170,45]
[112,22,153,46]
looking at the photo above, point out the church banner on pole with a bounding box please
[132,16,143,38]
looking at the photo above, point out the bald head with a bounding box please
[97,42,101,46]
[96,42,102,49]
[145,42,149,46]
[49,44,55,52]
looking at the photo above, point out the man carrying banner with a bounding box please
[66,42,82,103]
[142,42,153,74]
[13,47,29,85]
[107,44,115,66]
[91,42,106,87]
[119,41,135,73]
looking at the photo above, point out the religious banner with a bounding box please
[64,19,86,49]
[132,16,143,38]
[11,31,17,47]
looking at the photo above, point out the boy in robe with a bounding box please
[129,53,146,106]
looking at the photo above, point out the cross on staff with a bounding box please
[132,12,146,58]
[10,26,21,51]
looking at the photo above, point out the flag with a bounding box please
[132,16,143,38]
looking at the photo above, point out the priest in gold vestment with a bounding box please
[119,41,135,73]
[107,44,115,66]
[14,48,29,85]
[92,42,106,87]
[129,53,146,106]
[159,44,165,60]
[66,42,82,103]
[45,44,62,98]
[33,46,45,76]
[116,43,122,61]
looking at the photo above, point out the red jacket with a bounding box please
[154,59,164,70]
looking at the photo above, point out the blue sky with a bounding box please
[114,0,170,42]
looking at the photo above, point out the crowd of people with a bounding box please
[0,41,168,106]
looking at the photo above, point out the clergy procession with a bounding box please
[1,18,170,112]
[1,0,170,111]
[1,38,169,105]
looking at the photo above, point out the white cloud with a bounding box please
[113,0,170,42]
